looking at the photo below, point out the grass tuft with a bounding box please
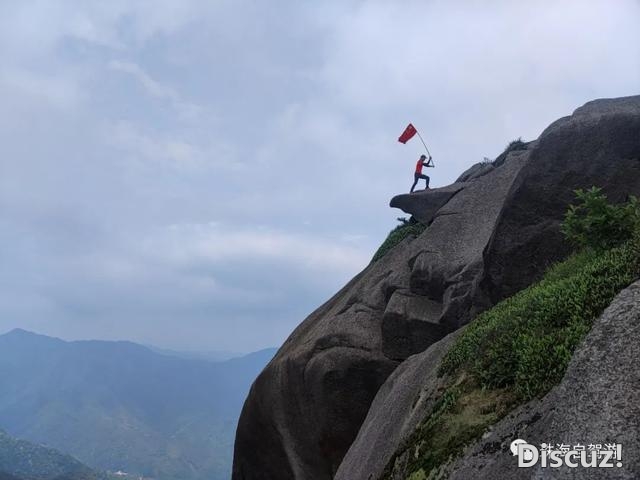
[371,218,427,263]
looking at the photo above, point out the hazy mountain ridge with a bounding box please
[144,345,242,362]
[0,329,275,480]
[0,429,103,480]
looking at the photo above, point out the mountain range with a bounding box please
[0,428,104,480]
[0,329,275,480]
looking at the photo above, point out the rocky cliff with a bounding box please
[232,95,640,480]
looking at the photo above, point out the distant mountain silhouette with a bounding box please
[0,329,275,480]
[144,345,242,362]
[0,429,102,480]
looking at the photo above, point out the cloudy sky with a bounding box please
[1,1,638,352]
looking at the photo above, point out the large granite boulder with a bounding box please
[482,95,640,302]
[233,149,529,479]
[232,252,404,480]
[384,151,530,361]
[337,278,640,480]
[333,95,640,480]
[334,329,464,480]
[233,96,640,480]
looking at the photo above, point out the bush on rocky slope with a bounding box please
[561,186,639,251]
[491,137,529,167]
[371,217,427,263]
[381,190,640,480]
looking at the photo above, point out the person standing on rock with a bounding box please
[410,154,434,192]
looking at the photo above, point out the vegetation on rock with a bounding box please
[490,137,529,167]
[503,137,528,153]
[381,189,640,480]
[371,217,427,263]
[561,186,639,251]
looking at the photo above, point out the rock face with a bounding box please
[333,95,640,480]
[232,263,401,480]
[389,183,465,225]
[337,279,640,480]
[232,95,640,480]
[482,96,640,302]
[444,279,640,480]
[233,151,529,480]
[334,329,464,480]
[455,161,495,183]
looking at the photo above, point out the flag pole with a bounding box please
[415,130,434,166]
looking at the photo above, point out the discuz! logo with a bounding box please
[510,439,623,468]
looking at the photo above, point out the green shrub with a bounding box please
[561,186,640,251]
[371,217,426,263]
[440,239,640,400]
[504,137,527,153]
[491,137,528,167]
[442,189,640,400]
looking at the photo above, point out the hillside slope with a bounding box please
[442,279,640,479]
[0,329,274,480]
[233,95,640,479]
[0,429,101,480]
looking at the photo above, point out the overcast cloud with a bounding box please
[1,0,639,352]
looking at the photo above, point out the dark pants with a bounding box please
[410,173,430,192]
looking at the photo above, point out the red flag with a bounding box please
[398,123,417,144]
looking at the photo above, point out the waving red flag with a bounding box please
[398,123,417,144]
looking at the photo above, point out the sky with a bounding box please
[0,0,639,352]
